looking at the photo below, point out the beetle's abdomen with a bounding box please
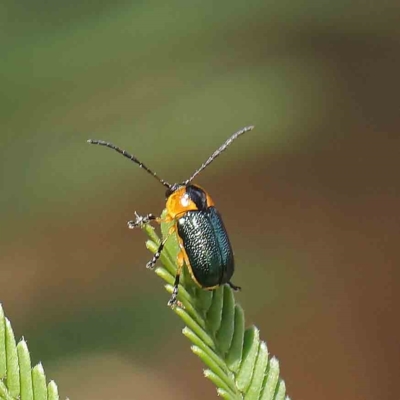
[177,207,234,288]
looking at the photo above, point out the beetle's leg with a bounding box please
[144,223,176,270]
[168,249,185,307]
[146,235,169,269]
[227,281,241,291]
[128,212,173,229]
[127,212,160,229]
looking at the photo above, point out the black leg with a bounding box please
[227,281,241,291]
[127,212,157,229]
[168,273,181,307]
[146,236,168,269]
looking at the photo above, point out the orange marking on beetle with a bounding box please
[166,184,215,220]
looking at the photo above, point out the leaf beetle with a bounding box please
[88,125,254,306]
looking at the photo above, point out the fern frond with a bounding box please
[0,304,60,400]
[142,210,290,400]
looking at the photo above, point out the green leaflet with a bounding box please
[142,211,290,399]
[0,304,61,400]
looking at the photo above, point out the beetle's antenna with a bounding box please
[87,139,172,189]
[184,125,254,184]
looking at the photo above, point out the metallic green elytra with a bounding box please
[176,185,235,289]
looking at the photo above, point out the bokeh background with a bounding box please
[1,1,399,399]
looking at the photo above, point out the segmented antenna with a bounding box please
[184,125,254,184]
[87,139,171,189]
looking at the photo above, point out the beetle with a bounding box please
[88,125,254,306]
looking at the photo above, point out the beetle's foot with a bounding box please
[168,284,180,307]
[146,259,156,269]
[167,297,177,308]
[127,212,156,229]
[227,281,241,291]
[168,298,184,309]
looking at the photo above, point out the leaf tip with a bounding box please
[17,338,28,351]
[48,379,59,396]
[269,356,279,369]
[34,361,45,374]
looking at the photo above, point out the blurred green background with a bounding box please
[1,1,399,399]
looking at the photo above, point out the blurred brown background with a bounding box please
[1,1,399,399]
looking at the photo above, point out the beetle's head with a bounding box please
[165,183,183,199]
